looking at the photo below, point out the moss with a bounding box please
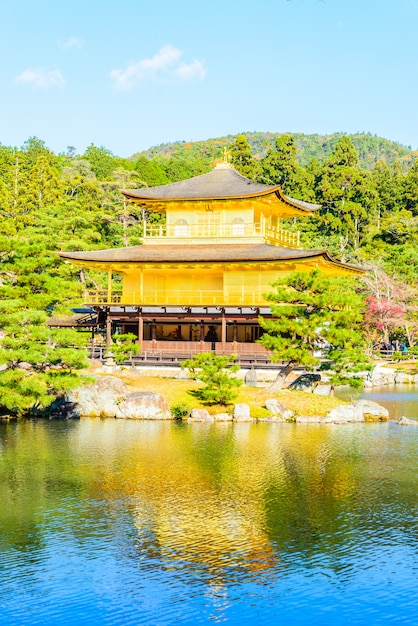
[363,413,389,422]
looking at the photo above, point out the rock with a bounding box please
[265,398,294,420]
[213,412,232,421]
[117,392,171,419]
[233,403,252,421]
[395,372,416,385]
[313,384,333,396]
[398,416,418,426]
[352,399,389,421]
[244,368,258,387]
[34,397,81,420]
[264,415,286,422]
[17,361,33,370]
[324,399,389,423]
[189,408,214,422]
[176,368,189,380]
[324,404,364,423]
[370,367,396,387]
[68,376,130,417]
[296,415,323,423]
[288,373,321,392]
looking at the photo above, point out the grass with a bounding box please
[89,370,346,418]
[379,360,418,375]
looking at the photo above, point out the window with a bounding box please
[231,218,245,236]
[174,219,189,237]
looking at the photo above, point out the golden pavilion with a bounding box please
[60,162,363,362]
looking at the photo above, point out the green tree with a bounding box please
[403,159,418,215]
[259,134,315,200]
[259,270,369,390]
[181,352,242,405]
[0,300,88,416]
[316,136,377,251]
[228,134,259,179]
[110,333,140,363]
[82,144,118,180]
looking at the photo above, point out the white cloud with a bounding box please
[59,37,82,50]
[110,44,206,90]
[174,60,206,81]
[15,68,66,88]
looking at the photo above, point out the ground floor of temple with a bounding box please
[64,306,275,365]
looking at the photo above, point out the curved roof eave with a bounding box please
[59,244,364,273]
[122,187,321,213]
[120,166,321,213]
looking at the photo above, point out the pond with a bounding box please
[336,384,418,420]
[1,414,418,625]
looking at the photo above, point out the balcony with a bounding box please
[83,287,270,307]
[142,220,300,248]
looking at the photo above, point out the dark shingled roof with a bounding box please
[121,166,321,212]
[59,243,362,272]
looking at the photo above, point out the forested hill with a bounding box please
[0,132,417,414]
[134,132,416,171]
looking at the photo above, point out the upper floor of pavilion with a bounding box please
[121,163,320,249]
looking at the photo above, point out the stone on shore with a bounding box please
[324,399,389,423]
[189,408,214,422]
[397,416,418,426]
[117,392,171,419]
[214,412,232,421]
[68,376,129,417]
[68,377,170,419]
[295,415,324,423]
[265,398,294,420]
[233,403,252,421]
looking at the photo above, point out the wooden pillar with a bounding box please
[151,319,156,348]
[91,326,95,358]
[233,321,238,352]
[137,308,143,344]
[221,310,226,344]
[200,320,205,351]
[106,314,112,348]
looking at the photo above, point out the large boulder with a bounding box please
[265,398,294,420]
[189,408,214,422]
[352,399,389,421]
[324,399,389,423]
[68,376,129,417]
[323,404,364,423]
[117,392,171,419]
[288,373,321,392]
[233,403,252,421]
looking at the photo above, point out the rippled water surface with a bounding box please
[1,418,418,625]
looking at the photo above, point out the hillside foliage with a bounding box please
[0,132,417,414]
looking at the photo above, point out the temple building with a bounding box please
[60,162,363,362]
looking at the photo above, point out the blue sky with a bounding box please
[1,0,418,157]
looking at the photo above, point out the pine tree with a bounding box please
[259,270,369,389]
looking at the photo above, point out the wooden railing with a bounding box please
[91,341,272,365]
[264,225,300,248]
[142,221,300,248]
[84,288,269,307]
